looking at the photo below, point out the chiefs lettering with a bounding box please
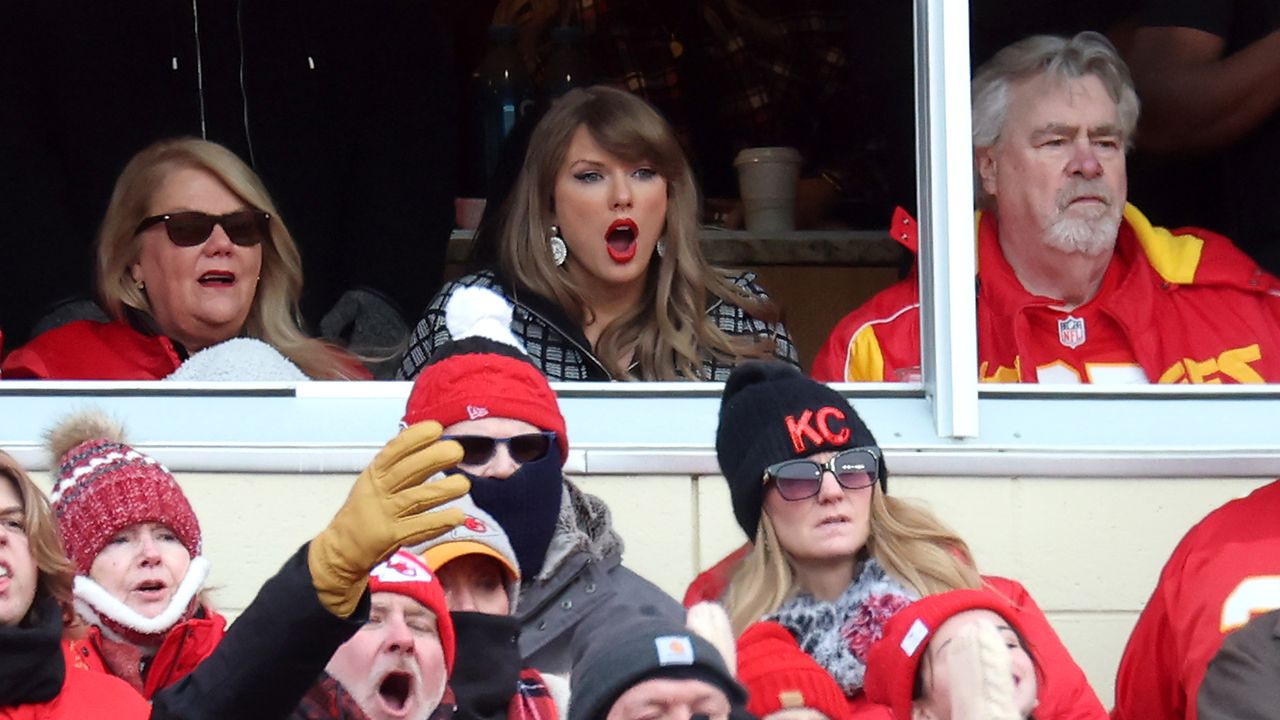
[784,407,851,454]
[1159,344,1264,384]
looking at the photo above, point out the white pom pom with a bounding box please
[686,601,737,673]
[444,286,527,353]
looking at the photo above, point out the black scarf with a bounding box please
[466,443,564,580]
[0,594,66,706]
[448,612,522,720]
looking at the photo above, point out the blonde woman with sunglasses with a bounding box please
[2,138,364,380]
[701,361,1105,719]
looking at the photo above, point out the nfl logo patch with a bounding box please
[1057,316,1086,349]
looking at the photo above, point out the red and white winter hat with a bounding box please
[371,550,457,673]
[47,413,201,575]
[401,287,568,463]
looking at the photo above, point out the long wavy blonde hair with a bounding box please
[725,487,984,635]
[497,85,780,380]
[96,138,359,379]
[0,451,76,628]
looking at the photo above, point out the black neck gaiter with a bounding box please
[466,443,564,580]
[448,612,523,720]
[0,594,67,705]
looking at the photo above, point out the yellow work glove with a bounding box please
[308,421,470,617]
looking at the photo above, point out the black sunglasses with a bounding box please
[763,447,880,501]
[134,210,271,248]
[443,432,557,466]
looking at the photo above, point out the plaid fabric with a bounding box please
[509,668,559,720]
[291,676,457,720]
[399,269,799,381]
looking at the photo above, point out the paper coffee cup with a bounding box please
[734,146,802,233]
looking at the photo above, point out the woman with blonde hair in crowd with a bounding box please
[2,137,366,380]
[695,361,1104,718]
[400,85,797,381]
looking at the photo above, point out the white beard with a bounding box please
[1042,181,1122,256]
[1043,212,1120,256]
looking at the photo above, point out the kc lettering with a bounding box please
[784,407,851,453]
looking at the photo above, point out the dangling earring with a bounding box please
[547,225,568,266]
[655,238,667,258]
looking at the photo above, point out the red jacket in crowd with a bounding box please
[64,609,227,699]
[1112,479,1280,720]
[686,548,1107,719]
[813,205,1280,384]
[0,665,150,720]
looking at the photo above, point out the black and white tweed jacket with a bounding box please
[398,268,799,381]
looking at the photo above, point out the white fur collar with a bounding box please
[73,556,210,642]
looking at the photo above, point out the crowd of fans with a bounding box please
[3,0,1280,718]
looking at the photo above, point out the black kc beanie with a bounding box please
[716,361,886,540]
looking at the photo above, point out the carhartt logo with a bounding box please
[784,407,851,453]
[466,405,490,420]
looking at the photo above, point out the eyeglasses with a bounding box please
[443,432,557,466]
[763,447,880,501]
[134,210,272,247]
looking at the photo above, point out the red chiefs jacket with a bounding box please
[63,608,227,699]
[1112,479,1280,720]
[686,551,1107,719]
[1,318,370,380]
[812,205,1280,383]
[2,319,183,380]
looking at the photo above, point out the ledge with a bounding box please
[2,382,1279,478]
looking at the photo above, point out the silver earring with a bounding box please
[656,239,667,258]
[135,279,146,290]
[548,225,568,266]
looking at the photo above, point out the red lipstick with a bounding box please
[605,218,638,264]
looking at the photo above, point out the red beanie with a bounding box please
[401,287,568,463]
[50,437,201,575]
[737,621,852,720]
[370,550,457,674]
[863,590,1029,720]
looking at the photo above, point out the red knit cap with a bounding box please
[403,286,568,463]
[370,550,457,674]
[50,438,201,575]
[863,589,1030,720]
[737,621,853,720]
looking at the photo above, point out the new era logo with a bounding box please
[466,405,490,420]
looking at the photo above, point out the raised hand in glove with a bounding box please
[309,420,470,617]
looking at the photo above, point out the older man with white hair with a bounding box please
[813,31,1280,385]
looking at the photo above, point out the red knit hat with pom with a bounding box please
[370,550,457,674]
[863,589,1030,720]
[402,287,568,463]
[737,621,853,720]
[48,414,201,576]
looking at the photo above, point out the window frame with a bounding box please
[3,0,1279,480]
